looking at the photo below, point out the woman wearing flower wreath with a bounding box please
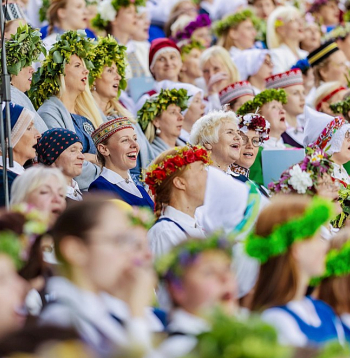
[230,113,270,198]
[316,229,350,342]
[247,195,344,347]
[266,6,308,74]
[146,145,209,258]
[6,24,47,133]
[30,30,103,191]
[137,88,189,158]
[89,117,154,210]
[213,9,259,59]
[89,35,154,183]
[303,107,350,188]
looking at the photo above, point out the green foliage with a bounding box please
[331,185,350,229]
[4,24,46,76]
[38,0,50,23]
[0,231,23,269]
[89,35,127,95]
[245,196,334,263]
[129,207,155,230]
[137,88,190,131]
[330,97,350,117]
[28,30,95,110]
[237,89,287,116]
[180,40,205,59]
[184,311,291,358]
[213,9,260,37]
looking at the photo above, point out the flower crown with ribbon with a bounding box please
[268,146,334,196]
[5,24,46,76]
[172,14,211,43]
[314,116,345,151]
[245,196,334,264]
[89,35,127,95]
[145,145,211,195]
[92,0,146,30]
[29,30,95,110]
[236,89,287,116]
[213,9,260,38]
[238,113,270,141]
[155,233,232,282]
[137,88,190,132]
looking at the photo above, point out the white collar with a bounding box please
[66,179,83,201]
[180,128,190,143]
[167,308,210,335]
[162,205,197,228]
[101,167,133,185]
[0,157,25,175]
[262,137,286,150]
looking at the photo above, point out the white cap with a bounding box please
[234,49,269,81]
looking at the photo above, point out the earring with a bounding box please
[92,85,96,91]
[156,128,161,135]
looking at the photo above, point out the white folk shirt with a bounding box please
[148,206,206,258]
[332,163,350,187]
[66,179,83,201]
[0,157,25,175]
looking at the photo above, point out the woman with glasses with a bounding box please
[230,113,270,197]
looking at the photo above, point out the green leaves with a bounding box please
[53,51,64,64]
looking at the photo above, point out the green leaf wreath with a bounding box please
[137,88,190,131]
[330,185,350,229]
[330,97,350,118]
[213,9,260,37]
[236,89,287,116]
[92,0,146,30]
[89,35,127,95]
[4,24,46,76]
[28,30,95,110]
[180,39,205,59]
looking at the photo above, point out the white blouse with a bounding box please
[332,163,350,187]
[262,137,286,150]
[0,157,25,175]
[66,179,83,201]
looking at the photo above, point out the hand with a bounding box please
[207,72,230,95]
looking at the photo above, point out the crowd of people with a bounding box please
[2,0,350,356]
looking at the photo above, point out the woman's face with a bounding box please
[202,56,230,88]
[252,54,273,82]
[14,120,41,164]
[301,23,321,53]
[175,0,198,18]
[231,95,255,112]
[210,120,242,166]
[319,89,347,116]
[317,0,340,26]
[26,175,67,226]
[292,231,329,279]
[192,26,212,48]
[101,127,139,171]
[58,0,88,30]
[332,128,350,165]
[152,51,182,82]
[283,84,305,117]
[229,19,257,50]
[11,66,34,93]
[114,5,138,37]
[154,104,184,140]
[94,63,122,101]
[181,48,203,79]
[253,0,275,20]
[63,55,89,95]
[235,129,261,169]
[278,15,304,43]
[169,251,236,315]
[0,255,27,338]
[260,100,286,137]
[321,51,349,87]
[132,11,150,42]
[184,92,205,126]
[53,142,84,180]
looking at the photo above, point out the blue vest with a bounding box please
[0,169,18,207]
[276,296,341,347]
[89,175,154,210]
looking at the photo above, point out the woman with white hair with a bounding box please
[267,6,308,74]
[10,166,67,227]
[190,110,242,174]
[30,30,103,191]
[200,46,240,111]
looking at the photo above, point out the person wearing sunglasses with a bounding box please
[230,113,270,198]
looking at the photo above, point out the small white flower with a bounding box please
[288,164,313,194]
[98,0,117,22]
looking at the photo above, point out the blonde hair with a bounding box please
[313,81,345,110]
[190,110,238,146]
[58,67,103,129]
[10,166,67,206]
[266,6,301,49]
[105,98,137,124]
[200,46,240,84]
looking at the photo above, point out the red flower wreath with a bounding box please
[145,145,211,195]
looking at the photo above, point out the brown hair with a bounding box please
[312,57,331,87]
[47,0,68,36]
[217,20,250,51]
[151,148,188,219]
[250,195,313,311]
[317,229,350,315]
